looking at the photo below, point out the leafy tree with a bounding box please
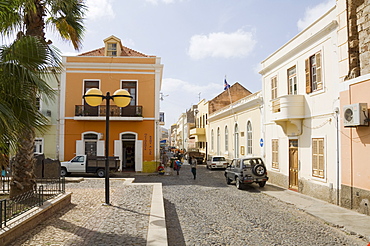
[0,0,86,197]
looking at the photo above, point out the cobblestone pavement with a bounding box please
[134,164,367,246]
[9,179,152,246]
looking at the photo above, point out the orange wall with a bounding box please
[65,72,155,118]
[63,56,158,162]
[64,120,155,162]
[340,79,370,190]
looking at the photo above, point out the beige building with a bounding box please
[204,83,261,161]
[190,99,208,157]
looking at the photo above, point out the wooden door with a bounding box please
[289,140,298,190]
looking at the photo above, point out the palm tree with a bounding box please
[0,0,86,197]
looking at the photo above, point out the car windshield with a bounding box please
[213,157,225,161]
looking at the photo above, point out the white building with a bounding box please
[208,91,263,162]
[260,5,341,203]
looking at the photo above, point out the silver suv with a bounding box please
[225,157,268,189]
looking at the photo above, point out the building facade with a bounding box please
[338,0,370,215]
[35,72,61,159]
[208,90,263,162]
[59,35,163,172]
[260,6,341,203]
[190,99,209,157]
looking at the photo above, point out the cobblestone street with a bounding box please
[7,164,367,245]
[135,164,366,246]
[9,179,152,246]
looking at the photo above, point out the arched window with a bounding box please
[217,127,220,155]
[234,124,239,158]
[225,126,228,153]
[211,129,214,152]
[247,121,252,155]
[83,133,98,157]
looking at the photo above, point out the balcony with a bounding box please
[74,105,143,120]
[271,95,305,136]
[189,127,205,136]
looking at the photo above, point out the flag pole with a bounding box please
[225,76,237,122]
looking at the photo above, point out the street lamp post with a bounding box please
[83,88,132,205]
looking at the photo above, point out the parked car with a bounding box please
[225,157,268,189]
[61,155,119,177]
[206,156,228,169]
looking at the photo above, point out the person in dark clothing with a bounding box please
[190,157,197,179]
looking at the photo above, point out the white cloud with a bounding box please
[188,29,257,60]
[146,0,179,4]
[162,78,219,95]
[297,0,336,31]
[85,0,115,20]
[160,78,222,127]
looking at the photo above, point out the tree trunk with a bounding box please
[25,0,46,40]
[9,128,37,198]
[9,0,47,198]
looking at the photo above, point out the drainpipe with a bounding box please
[335,107,340,205]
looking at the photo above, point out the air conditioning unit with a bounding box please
[343,103,368,127]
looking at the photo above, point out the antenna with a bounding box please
[198,92,201,101]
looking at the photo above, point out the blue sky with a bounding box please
[47,0,335,128]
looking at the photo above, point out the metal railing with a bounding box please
[0,177,65,228]
[75,105,143,117]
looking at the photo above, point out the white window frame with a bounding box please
[34,138,43,154]
[246,121,252,155]
[288,66,297,95]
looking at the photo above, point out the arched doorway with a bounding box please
[84,133,98,157]
[122,133,136,171]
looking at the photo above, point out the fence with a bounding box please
[0,177,65,228]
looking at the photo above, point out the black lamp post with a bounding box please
[83,88,132,205]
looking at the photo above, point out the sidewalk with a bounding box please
[262,184,370,243]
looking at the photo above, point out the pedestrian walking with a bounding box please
[190,157,197,179]
[174,159,182,175]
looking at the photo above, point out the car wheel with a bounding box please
[253,164,266,176]
[226,175,231,185]
[60,168,68,177]
[236,177,243,190]
[97,169,105,178]
[259,181,266,187]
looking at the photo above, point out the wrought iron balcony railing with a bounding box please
[75,105,143,117]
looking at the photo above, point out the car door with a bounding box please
[234,159,242,178]
[226,159,235,179]
[69,155,86,172]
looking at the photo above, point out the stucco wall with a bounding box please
[340,76,370,213]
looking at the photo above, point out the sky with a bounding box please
[42,0,334,128]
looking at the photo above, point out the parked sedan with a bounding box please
[225,157,268,189]
[206,156,228,169]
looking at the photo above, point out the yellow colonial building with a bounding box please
[59,35,163,172]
